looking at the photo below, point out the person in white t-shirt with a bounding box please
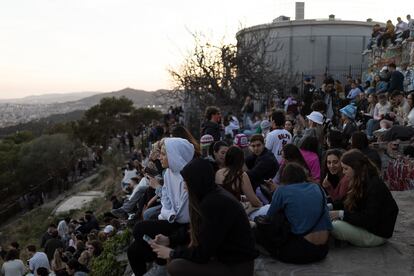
[1,249,26,276]
[265,110,292,164]
[121,162,138,191]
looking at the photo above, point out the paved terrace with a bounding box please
[254,191,414,275]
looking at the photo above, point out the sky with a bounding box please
[0,0,409,99]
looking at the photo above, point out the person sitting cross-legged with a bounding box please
[254,162,332,264]
[330,149,399,247]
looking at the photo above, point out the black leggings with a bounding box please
[167,258,255,276]
[127,220,184,276]
[276,235,329,264]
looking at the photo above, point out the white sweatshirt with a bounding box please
[159,138,194,223]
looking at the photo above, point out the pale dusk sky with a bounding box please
[0,0,408,99]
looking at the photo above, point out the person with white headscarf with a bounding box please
[127,138,194,276]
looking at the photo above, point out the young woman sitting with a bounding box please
[274,144,312,184]
[321,149,349,205]
[127,138,194,276]
[330,149,399,247]
[299,136,321,183]
[255,162,332,264]
[150,158,257,276]
[208,141,229,172]
[215,146,262,208]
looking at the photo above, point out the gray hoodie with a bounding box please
[159,138,194,223]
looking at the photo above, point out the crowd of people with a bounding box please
[2,63,413,275]
[300,64,414,144]
[363,14,414,54]
[0,209,126,276]
[1,8,414,275]
[106,75,410,275]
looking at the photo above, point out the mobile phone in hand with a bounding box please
[143,234,152,243]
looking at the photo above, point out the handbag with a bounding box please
[254,185,326,256]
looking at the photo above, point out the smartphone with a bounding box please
[143,234,152,243]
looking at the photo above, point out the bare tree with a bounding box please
[168,33,237,108]
[235,29,299,110]
[168,29,300,117]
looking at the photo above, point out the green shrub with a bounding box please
[90,228,132,276]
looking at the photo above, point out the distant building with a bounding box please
[236,15,382,88]
[295,2,304,20]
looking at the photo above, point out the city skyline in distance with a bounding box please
[0,0,407,99]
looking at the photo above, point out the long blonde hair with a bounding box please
[52,249,65,271]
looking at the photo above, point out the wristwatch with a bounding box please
[169,249,175,259]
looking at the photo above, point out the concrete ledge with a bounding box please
[54,191,104,215]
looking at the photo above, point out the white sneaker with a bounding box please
[143,263,168,276]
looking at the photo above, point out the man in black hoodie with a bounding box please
[201,106,221,141]
[245,134,279,191]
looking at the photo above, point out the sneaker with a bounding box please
[143,263,168,276]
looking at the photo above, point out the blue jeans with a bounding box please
[143,205,162,221]
[366,119,380,137]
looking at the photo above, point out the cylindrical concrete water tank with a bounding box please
[236,19,382,82]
